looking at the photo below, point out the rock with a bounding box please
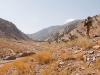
[59,62,64,65]
[88,51,94,54]
[81,67,85,70]
[92,72,95,74]
[87,58,90,61]
[19,51,36,57]
[4,55,16,60]
[58,62,64,68]
[9,49,14,53]
[93,45,100,49]
[74,50,82,53]
[92,57,96,61]
[97,53,100,57]
[83,55,87,62]
[76,73,79,75]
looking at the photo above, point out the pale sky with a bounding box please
[0,0,100,34]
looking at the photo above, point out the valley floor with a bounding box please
[0,36,100,75]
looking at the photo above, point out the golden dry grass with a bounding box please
[0,39,27,55]
[42,62,71,75]
[61,50,73,61]
[94,59,100,71]
[34,51,54,64]
[76,52,84,60]
[0,56,35,75]
[0,63,12,75]
[66,37,95,48]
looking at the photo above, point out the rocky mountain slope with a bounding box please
[27,25,63,41]
[45,20,81,42]
[54,14,100,42]
[27,20,81,41]
[0,18,31,40]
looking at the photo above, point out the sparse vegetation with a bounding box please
[0,56,35,75]
[66,37,95,48]
[0,36,100,75]
[61,50,73,61]
[76,52,84,60]
[34,51,54,64]
[0,63,12,75]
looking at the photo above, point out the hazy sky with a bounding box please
[0,0,100,34]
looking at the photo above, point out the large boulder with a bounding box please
[4,55,16,60]
[19,51,36,57]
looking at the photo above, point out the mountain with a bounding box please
[45,20,81,42]
[27,20,81,41]
[27,25,63,41]
[58,14,100,42]
[0,18,31,40]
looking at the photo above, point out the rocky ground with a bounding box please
[0,36,100,75]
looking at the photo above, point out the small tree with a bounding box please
[55,33,59,43]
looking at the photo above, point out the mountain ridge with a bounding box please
[27,20,81,41]
[0,18,31,41]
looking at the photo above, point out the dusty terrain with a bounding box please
[0,35,100,75]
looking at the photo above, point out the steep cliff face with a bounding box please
[0,18,31,40]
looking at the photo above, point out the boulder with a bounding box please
[4,55,16,60]
[97,53,100,57]
[88,51,94,54]
[19,51,36,57]
[93,45,100,49]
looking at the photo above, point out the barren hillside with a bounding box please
[0,18,31,41]
[27,20,81,41]
[60,14,100,42]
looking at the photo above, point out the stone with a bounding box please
[4,55,16,60]
[87,58,90,61]
[88,51,94,54]
[93,45,100,49]
[58,62,64,68]
[92,57,96,61]
[59,62,64,65]
[75,73,79,75]
[97,53,100,57]
[19,51,36,57]
[80,67,85,70]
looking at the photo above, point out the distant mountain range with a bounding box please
[27,20,81,41]
[0,18,31,41]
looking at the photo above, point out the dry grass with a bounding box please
[0,56,35,75]
[0,39,27,56]
[66,37,95,48]
[0,63,12,75]
[94,59,100,71]
[42,69,71,75]
[34,51,54,64]
[97,38,100,46]
[42,62,71,75]
[76,52,84,60]
[61,50,73,61]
